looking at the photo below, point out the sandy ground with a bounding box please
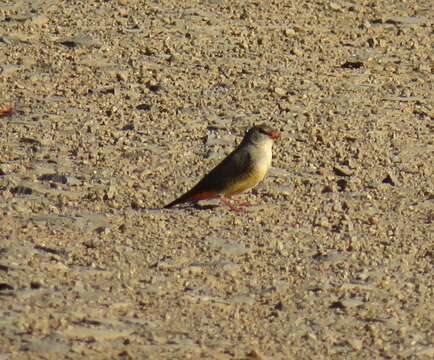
[0,0,433,359]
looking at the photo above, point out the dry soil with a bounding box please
[0,0,433,359]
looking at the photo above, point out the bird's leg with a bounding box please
[219,196,242,212]
[232,196,251,207]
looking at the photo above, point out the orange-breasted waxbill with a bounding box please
[164,124,279,210]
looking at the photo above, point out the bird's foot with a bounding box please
[219,196,243,212]
[232,197,251,207]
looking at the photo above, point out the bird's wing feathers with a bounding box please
[193,146,253,194]
[164,146,253,207]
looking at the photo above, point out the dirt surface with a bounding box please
[0,0,433,359]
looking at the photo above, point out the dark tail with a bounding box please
[164,191,193,208]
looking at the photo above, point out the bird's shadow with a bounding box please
[145,204,220,212]
[192,204,220,211]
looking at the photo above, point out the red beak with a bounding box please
[270,131,280,140]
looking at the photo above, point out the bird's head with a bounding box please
[244,123,280,146]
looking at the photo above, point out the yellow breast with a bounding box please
[224,168,267,196]
[222,140,273,196]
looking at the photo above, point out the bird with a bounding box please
[164,123,280,210]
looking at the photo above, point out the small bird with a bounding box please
[164,123,279,210]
